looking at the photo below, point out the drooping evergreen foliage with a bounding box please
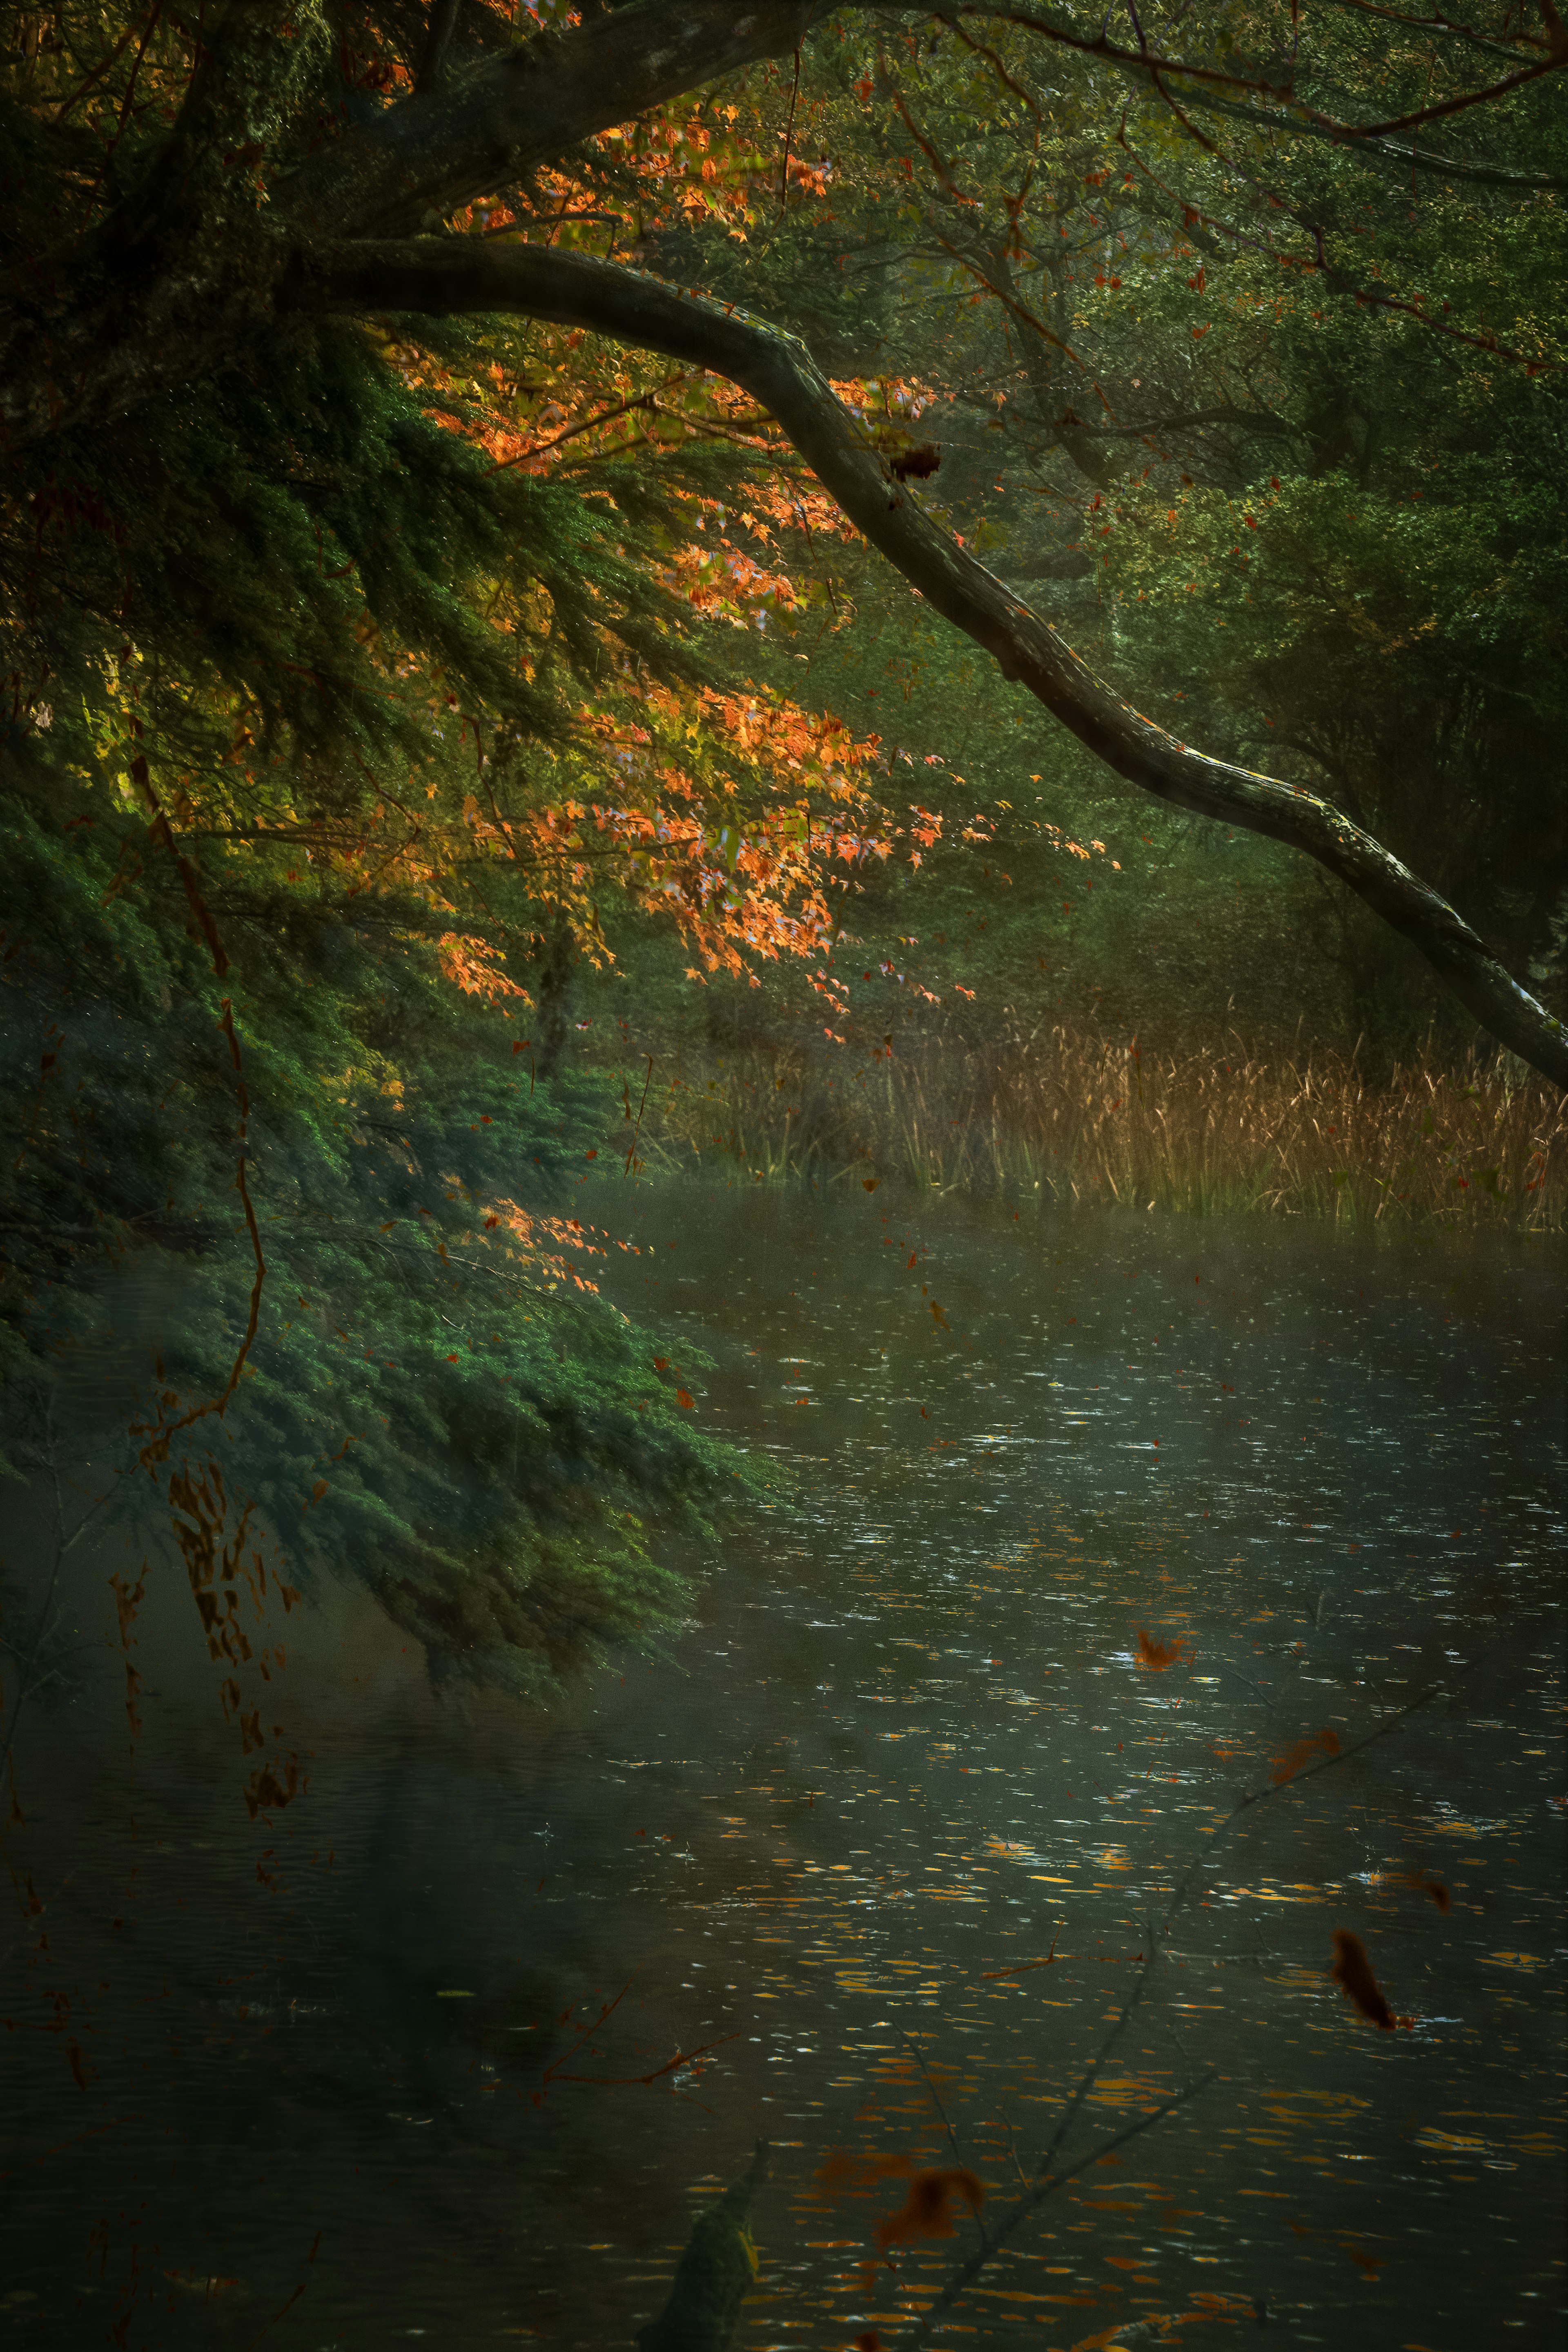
[1,745,755,1689]
[1,188,780,1689]
[0,7,882,1691]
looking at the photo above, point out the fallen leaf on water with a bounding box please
[1389,1870,1450,1911]
[1271,1726,1341,1784]
[980,1933,1060,1980]
[1331,1930,1413,2031]
[1135,1627,1186,1671]
[876,2167,984,2249]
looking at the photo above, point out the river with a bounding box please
[2,1179,1563,2351]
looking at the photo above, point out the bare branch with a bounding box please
[893,2071,1220,2348]
[895,2023,971,2172]
[895,1671,1459,2339]
[1079,403,1300,441]
[268,0,1564,254]
[1298,0,1549,67]
[290,236,1568,1089]
[1163,1676,1451,1930]
[1176,83,1568,189]
[895,0,1568,127]
[1117,135,1558,372]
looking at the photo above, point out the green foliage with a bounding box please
[0,37,799,1697]
[620,7,1568,1064]
[9,312,732,796]
[1103,462,1566,833]
[0,764,755,1689]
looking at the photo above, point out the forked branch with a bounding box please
[894,1671,1454,2339]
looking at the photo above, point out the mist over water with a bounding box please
[2,1181,1562,2350]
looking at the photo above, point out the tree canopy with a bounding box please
[3,0,1565,1066]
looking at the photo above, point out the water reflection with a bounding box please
[1,1185,1562,2349]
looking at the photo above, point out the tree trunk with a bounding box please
[532,914,575,1080]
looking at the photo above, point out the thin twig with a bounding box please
[777,20,817,210]
[1165,1674,1450,1928]
[895,2022,968,2171]
[891,1670,1461,2339]
[894,2072,1219,2348]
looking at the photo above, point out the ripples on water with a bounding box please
[2,1184,1562,2350]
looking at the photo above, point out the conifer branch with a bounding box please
[294,236,1568,1090]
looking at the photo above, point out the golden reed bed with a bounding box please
[647,1027,1565,1233]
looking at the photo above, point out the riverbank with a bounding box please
[631,1027,1564,1236]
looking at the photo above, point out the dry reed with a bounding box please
[644,1026,1566,1234]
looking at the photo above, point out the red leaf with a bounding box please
[1331,1930,1410,2030]
[1270,1727,1340,1784]
[1135,1627,1187,1670]
[876,2168,984,2248]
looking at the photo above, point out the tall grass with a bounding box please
[643,1026,1565,1233]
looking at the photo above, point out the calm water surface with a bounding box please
[3,1183,1563,2351]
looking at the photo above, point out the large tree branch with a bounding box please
[5,0,1553,448]
[0,0,815,445]
[287,236,1568,1089]
[273,0,1563,244]
[274,0,820,237]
